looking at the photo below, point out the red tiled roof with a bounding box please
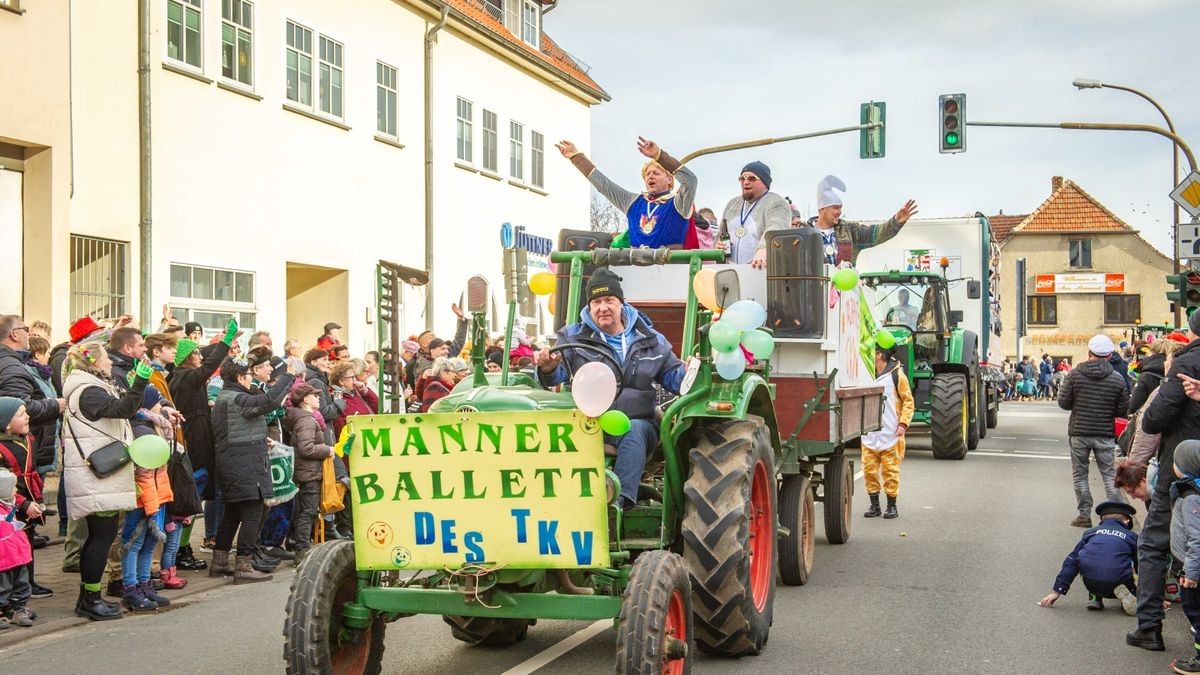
[444,0,608,100]
[988,214,1027,243]
[1013,179,1132,235]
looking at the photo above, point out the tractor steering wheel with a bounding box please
[547,340,626,401]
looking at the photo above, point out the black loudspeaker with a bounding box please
[553,229,613,331]
[765,228,826,339]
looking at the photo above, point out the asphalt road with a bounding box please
[1,401,1190,674]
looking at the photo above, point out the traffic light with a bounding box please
[939,93,966,154]
[860,101,885,159]
[1167,272,1200,318]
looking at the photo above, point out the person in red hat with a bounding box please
[316,323,341,355]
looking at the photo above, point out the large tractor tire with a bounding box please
[682,417,776,656]
[930,373,969,460]
[976,376,988,440]
[986,395,999,429]
[443,615,533,647]
[615,550,694,674]
[966,380,981,450]
[777,474,815,586]
[821,451,853,545]
[284,540,386,675]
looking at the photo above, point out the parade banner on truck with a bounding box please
[345,410,609,570]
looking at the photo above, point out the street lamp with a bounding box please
[1074,77,1182,327]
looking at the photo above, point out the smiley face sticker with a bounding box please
[366,521,394,549]
[391,546,412,568]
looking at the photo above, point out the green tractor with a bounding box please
[284,247,799,673]
[861,270,988,460]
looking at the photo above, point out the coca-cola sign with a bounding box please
[1034,273,1125,294]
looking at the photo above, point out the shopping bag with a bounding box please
[319,456,344,514]
[266,442,299,507]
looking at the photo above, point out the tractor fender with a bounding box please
[669,374,780,452]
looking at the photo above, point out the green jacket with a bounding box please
[810,216,905,266]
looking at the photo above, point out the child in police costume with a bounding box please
[1038,500,1138,614]
[861,343,914,519]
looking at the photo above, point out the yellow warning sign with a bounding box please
[1171,171,1200,219]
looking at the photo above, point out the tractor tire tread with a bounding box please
[615,550,694,674]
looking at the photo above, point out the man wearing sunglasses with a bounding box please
[556,137,697,249]
[0,316,65,476]
[719,161,792,268]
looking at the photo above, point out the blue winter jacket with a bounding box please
[1052,516,1138,594]
[539,303,684,421]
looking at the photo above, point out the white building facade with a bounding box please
[1,0,605,351]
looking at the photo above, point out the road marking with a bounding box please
[970,450,1069,460]
[991,436,1017,440]
[1031,438,1062,443]
[501,619,612,675]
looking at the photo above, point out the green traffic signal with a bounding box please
[944,131,960,146]
[938,93,966,154]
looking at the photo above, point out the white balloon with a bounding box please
[714,349,746,380]
[572,361,618,417]
[722,300,767,330]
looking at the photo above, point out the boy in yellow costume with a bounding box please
[862,343,914,519]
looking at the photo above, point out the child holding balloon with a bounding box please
[118,386,175,612]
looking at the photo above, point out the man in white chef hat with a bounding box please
[810,175,919,266]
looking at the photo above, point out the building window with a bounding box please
[530,130,544,188]
[456,98,473,163]
[318,35,344,118]
[169,263,257,336]
[285,20,313,106]
[0,0,24,13]
[482,0,502,21]
[510,121,524,180]
[221,0,253,86]
[70,236,128,321]
[503,0,520,34]
[1104,294,1141,325]
[376,61,398,137]
[1069,238,1092,269]
[1027,296,1057,325]
[521,0,540,46]
[481,110,498,173]
[167,0,202,69]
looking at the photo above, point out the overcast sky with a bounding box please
[546,0,1197,258]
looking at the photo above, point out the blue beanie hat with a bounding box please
[141,384,164,410]
[741,161,772,189]
[0,397,22,431]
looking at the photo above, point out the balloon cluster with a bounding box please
[570,362,632,436]
[709,300,773,380]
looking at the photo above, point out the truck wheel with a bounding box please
[930,373,969,460]
[822,452,853,545]
[443,615,533,647]
[967,382,981,451]
[976,378,988,440]
[986,400,999,429]
[615,550,694,674]
[284,540,385,675]
[777,474,815,586]
[682,417,776,656]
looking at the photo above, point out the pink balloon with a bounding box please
[572,361,618,417]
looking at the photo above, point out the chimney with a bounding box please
[1051,176,1064,193]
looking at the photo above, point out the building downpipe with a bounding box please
[138,0,152,323]
[423,5,449,331]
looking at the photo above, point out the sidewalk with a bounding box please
[0,477,237,647]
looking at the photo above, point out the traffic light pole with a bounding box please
[677,122,884,165]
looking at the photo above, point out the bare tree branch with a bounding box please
[590,190,625,234]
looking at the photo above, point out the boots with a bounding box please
[234,555,273,584]
[864,493,882,518]
[75,585,123,621]
[175,545,208,571]
[141,580,171,607]
[121,584,157,613]
[883,495,898,519]
[209,550,235,577]
[251,547,280,573]
[160,566,187,589]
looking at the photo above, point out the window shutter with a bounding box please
[168,1,181,23]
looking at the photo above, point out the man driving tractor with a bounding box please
[535,269,685,511]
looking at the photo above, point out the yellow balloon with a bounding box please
[529,271,556,296]
[693,269,720,312]
[546,298,555,315]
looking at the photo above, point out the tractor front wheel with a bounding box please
[778,474,815,586]
[284,540,386,675]
[930,373,969,460]
[443,615,533,647]
[682,417,776,656]
[615,550,694,674]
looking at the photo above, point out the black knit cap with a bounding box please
[586,269,624,303]
[1189,308,1200,337]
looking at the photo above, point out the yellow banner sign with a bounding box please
[345,410,610,570]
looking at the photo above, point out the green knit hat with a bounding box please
[175,339,200,367]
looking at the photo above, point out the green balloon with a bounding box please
[875,330,896,349]
[741,329,775,357]
[831,268,859,292]
[599,409,631,436]
[129,434,171,469]
[709,320,742,353]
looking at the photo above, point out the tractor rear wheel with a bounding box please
[777,474,815,586]
[443,615,533,647]
[284,540,385,675]
[930,373,969,460]
[976,376,988,440]
[682,417,776,656]
[615,550,694,674]
[821,451,853,545]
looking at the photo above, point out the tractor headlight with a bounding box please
[604,469,622,507]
